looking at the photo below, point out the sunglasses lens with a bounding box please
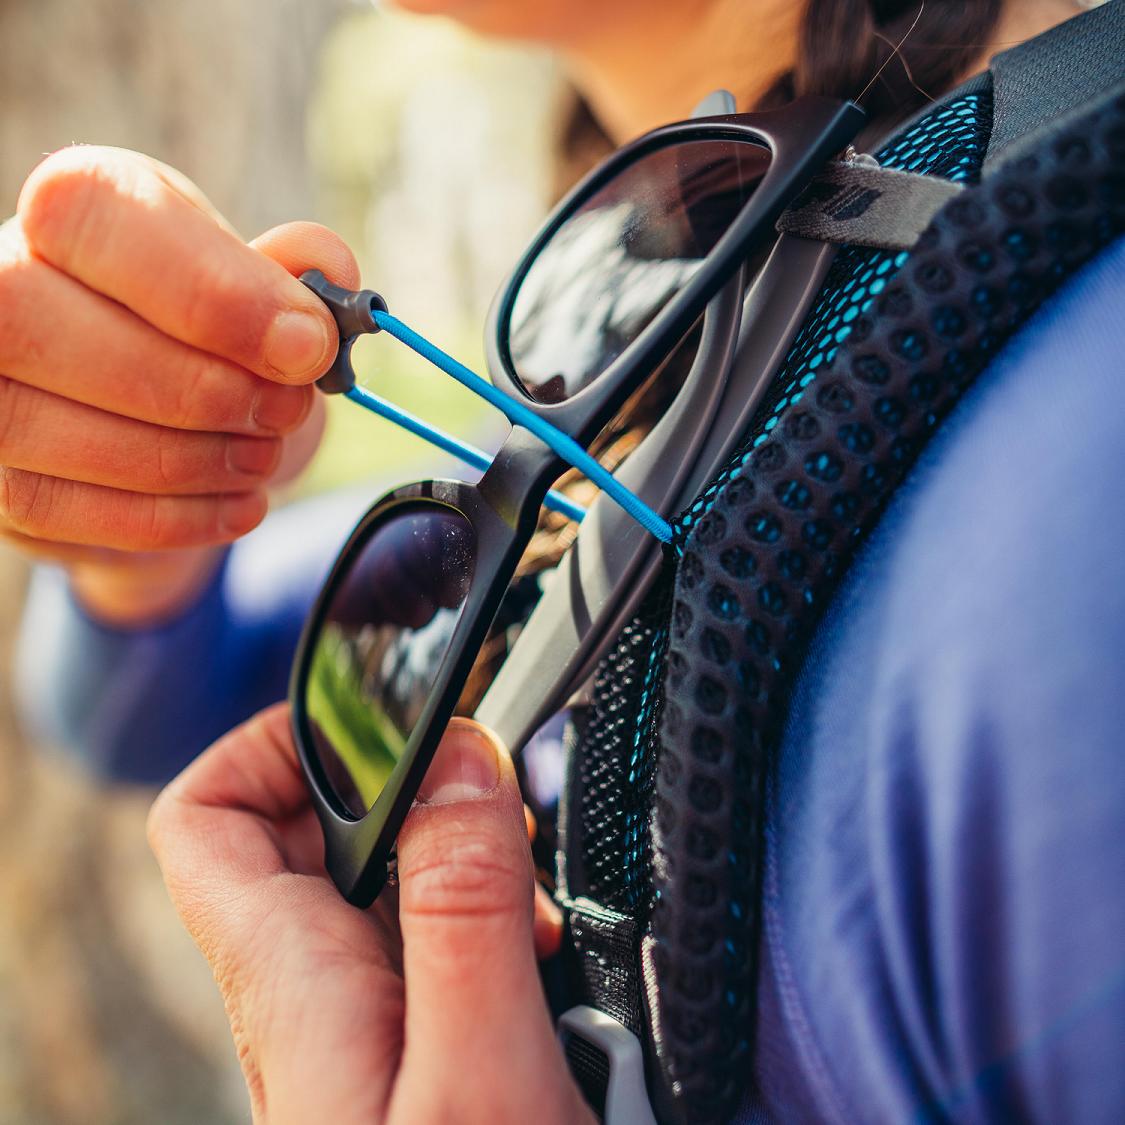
[303,505,476,819]
[507,137,770,404]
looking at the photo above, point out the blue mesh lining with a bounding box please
[618,91,994,908]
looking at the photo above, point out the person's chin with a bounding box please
[390,0,561,39]
[392,0,493,20]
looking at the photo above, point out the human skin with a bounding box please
[148,707,592,1125]
[0,157,353,624]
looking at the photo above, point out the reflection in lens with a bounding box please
[508,137,770,403]
[305,505,476,819]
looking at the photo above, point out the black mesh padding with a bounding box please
[561,80,1125,1125]
[563,1032,612,1121]
[572,88,997,920]
[577,576,674,911]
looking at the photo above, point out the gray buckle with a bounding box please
[558,1006,658,1125]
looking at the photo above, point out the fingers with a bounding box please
[0,154,366,568]
[0,468,266,551]
[149,704,403,1125]
[0,378,280,494]
[534,882,564,959]
[252,221,362,290]
[392,720,590,1122]
[18,146,337,384]
[0,233,313,436]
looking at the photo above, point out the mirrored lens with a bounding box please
[304,505,476,819]
[507,136,770,404]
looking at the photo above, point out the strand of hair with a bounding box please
[872,29,937,103]
[855,0,926,104]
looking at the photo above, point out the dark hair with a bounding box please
[764,0,1005,118]
[558,0,1006,187]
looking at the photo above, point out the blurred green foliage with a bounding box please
[297,8,558,497]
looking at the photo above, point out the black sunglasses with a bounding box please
[290,95,864,906]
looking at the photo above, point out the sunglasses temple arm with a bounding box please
[343,385,587,525]
[373,311,674,544]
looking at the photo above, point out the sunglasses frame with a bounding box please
[485,95,865,440]
[291,94,865,906]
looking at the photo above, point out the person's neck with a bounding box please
[561,0,803,143]
[563,0,1087,145]
[967,0,1086,78]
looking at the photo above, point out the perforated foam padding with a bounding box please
[563,81,1125,1123]
[645,89,1125,1122]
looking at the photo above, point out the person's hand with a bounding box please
[0,146,357,624]
[147,704,594,1125]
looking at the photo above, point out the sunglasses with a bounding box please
[290,94,865,905]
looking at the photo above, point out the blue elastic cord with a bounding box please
[372,311,674,543]
[344,385,587,525]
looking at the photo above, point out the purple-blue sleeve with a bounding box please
[746,238,1125,1122]
[15,484,377,785]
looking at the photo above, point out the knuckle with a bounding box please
[123,492,179,550]
[151,429,201,491]
[400,831,531,924]
[0,467,55,536]
[178,252,266,361]
[166,350,225,430]
[18,146,138,266]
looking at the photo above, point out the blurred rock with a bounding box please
[0,0,346,234]
[0,2,344,1122]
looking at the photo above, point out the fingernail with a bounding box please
[252,385,311,434]
[417,722,500,805]
[263,310,332,381]
[226,436,281,477]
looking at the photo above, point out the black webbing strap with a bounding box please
[986,0,1125,170]
[776,157,965,250]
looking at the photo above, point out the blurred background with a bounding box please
[0,1,566,1119]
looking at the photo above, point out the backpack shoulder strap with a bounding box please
[986,0,1125,169]
[558,12,1125,1124]
[649,78,1125,1125]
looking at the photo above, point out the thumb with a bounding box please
[392,719,586,1121]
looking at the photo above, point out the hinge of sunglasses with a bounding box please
[300,268,389,394]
